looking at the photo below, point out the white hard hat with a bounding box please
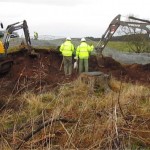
[81,38,86,42]
[66,37,71,41]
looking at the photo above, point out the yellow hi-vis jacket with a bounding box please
[34,32,38,39]
[76,42,93,59]
[60,40,74,56]
[0,41,5,54]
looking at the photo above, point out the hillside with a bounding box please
[0,49,150,149]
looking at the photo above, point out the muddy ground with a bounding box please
[0,49,149,98]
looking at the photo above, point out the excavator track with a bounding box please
[0,59,13,75]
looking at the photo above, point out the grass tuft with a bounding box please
[0,79,150,149]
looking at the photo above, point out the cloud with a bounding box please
[0,0,87,6]
[1,0,150,37]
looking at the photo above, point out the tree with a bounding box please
[121,15,150,53]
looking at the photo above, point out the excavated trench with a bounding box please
[0,49,149,98]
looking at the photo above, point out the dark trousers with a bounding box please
[63,56,72,75]
[79,59,88,73]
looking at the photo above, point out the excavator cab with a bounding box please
[0,20,33,75]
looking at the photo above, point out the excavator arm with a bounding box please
[0,21,3,28]
[0,20,35,75]
[96,14,150,54]
[2,20,31,55]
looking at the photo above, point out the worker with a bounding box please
[0,41,5,58]
[34,32,38,40]
[59,37,74,76]
[76,38,94,73]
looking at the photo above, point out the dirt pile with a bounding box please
[0,49,149,97]
[90,55,150,84]
[0,49,150,149]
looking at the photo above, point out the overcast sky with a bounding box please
[0,0,150,38]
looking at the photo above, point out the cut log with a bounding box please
[79,71,111,93]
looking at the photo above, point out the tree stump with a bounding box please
[79,71,111,93]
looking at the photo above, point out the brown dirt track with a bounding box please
[0,49,149,97]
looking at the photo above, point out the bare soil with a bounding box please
[0,49,149,97]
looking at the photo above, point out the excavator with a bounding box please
[96,14,150,65]
[0,20,33,74]
[0,21,3,29]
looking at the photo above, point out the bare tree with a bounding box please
[121,14,150,53]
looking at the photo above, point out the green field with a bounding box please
[1,37,150,53]
[107,41,131,52]
[107,41,150,53]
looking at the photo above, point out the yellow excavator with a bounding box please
[0,21,4,54]
[0,20,33,74]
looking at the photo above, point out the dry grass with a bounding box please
[0,79,150,149]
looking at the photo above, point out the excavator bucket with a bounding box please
[0,59,13,75]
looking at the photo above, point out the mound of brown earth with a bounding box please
[0,49,149,98]
[89,55,150,85]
